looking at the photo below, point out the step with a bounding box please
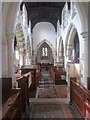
[29,98,69,104]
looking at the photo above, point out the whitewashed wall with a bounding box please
[32,22,56,50]
[57,3,86,86]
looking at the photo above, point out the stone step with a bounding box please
[29,98,69,104]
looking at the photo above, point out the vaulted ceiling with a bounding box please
[20,2,66,32]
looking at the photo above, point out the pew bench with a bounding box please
[70,78,90,120]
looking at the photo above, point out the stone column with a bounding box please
[88,34,90,78]
[58,49,64,63]
[7,33,15,86]
[53,51,57,66]
[0,5,2,78]
[33,50,36,65]
[23,49,26,65]
[57,52,59,65]
[66,45,72,88]
[29,48,32,65]
[81,32,88,88]
[2,34,8,77]
[19,51,25,67]
[67,45,72,61]
[0,2,2,119]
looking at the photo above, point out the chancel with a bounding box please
[0,1,90,120]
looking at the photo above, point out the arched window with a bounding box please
[42,47,48,57]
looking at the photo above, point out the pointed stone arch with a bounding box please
[34,39,54,64]
[34,39,55,59]
[65,24,76,54]
[65,24,73,55]
[65,23,80,62]
[58,37,64,63]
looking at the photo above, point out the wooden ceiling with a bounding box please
[20,2,66,31]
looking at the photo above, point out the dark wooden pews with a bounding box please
[49,65,67,85]
[16,66,38,112]
[70,78,90,120]
[16,74,30,113]
[87,77,90,90]
[2,78,22,119]
[36,64,41,86]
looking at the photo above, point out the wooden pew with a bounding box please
[70,78,90,120]
[55,67,66,85]
[20,66,37,89]
[2,78,22,119]
[36,64,41,86]
[49,65,55,81]
[87,77,90,90]
[2,89,22,120]
[16,72,31,112]
[49,65,67,85]
[29,71,37,98]
[20,65,37,98]
[2,78,12,103]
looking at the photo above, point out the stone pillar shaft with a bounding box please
[0,2,2,119]
[7,34,15,77]
[19,51,25,67]
[81,32,88,88]
[7,33,15,86]
[2,35,8,77]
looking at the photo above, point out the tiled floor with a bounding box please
[23,101,84,119]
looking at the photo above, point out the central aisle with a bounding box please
[37,67,57,98]
[37,67,67,98]
[23,99,84,119]
[23,66,84,120]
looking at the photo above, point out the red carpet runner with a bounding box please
[23,103,84,119]
[37,68,67,98]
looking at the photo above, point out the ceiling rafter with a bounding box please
[20,2,65,32]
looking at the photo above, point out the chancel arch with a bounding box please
[35,41,54,64]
